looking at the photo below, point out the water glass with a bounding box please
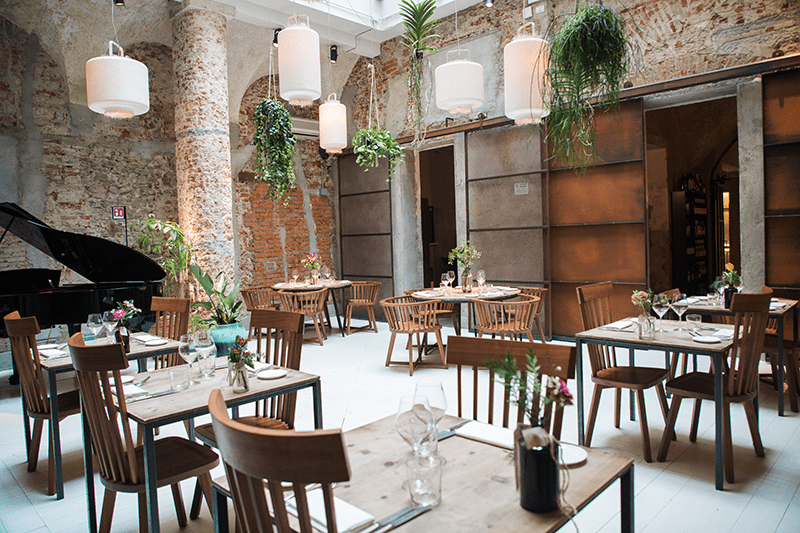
[87,313,103,338]
[686,314,702,331]
[194,330,216,380]
[406,456,442,507]
[178,334,198,386]
[169,365,189,391]
[102,310,118,337]
[81,323,96,345]
[707,292,720,306]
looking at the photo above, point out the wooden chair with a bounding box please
[149,296,190,369]
[473,295,540,343]
[194,309,305,447]
[657,288,772,483]
[517,286,548,341]
[3,311,81,496]
[279,288,328,346]
[761,315,800,413]
[208,389,351,533]
[446,335,575,440]
[67,333,219,533]
[404,287,459,330]
[241,285,281,338]
[345,281,381,334]
[576,281,670,463]
[381,296,446,376]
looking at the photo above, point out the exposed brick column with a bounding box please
[170,2,235,279]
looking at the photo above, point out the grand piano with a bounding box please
[0,202,166,340]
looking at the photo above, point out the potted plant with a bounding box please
[131,214,195,298]
[484,349,573,513]
[711,262,742,309]
[447,240,481,291]
[352,127,404,178]
[399,0,439,145]
[544,3,630,168]
[189,264,246,356]
[251,98,296,206]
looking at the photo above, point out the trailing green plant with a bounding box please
[189,264,243,327]
[544,3,630,168]
[352,127,404,178]
[251,98,296,205]
[130,214,195,298]
[399,0,439,144]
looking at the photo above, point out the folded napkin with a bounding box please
[599,319,637,332]
[770,302,787,310]
[686,297,702,304]
[455,421,514,450]
[285,488,374,533]
[712,329,735,339]
[111,384,148,398]
[134,334,160,343]
[39,348,67,359]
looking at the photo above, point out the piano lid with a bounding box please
[0,202,166,283]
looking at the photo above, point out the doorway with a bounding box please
[418,146,456,289]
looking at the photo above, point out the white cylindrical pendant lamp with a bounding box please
[278,15,321,107]
[85,41,149,119]
[504,26,548,125]
[319,94,347,154]
[435,50,484,115]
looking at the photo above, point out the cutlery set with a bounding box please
[362,504,433,533]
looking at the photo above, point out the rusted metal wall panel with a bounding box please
[469,174,544,229]
[340,192,391,235]
[466,125,543,179]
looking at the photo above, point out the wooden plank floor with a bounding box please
[0,320,798,532]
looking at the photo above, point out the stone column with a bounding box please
[170,0,236,280]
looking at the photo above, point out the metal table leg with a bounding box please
[213,484,230,533]
[629,348,636,422]
[331,288,346,337]
[82,403,98,533]
[576,339,585,446]
[620,464,634,533]
[313,380,324,429]
[777,317,785,416]
[714,351,724,490]
[143,424,160,532]
[47,370,64,499]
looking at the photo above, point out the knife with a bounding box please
[360,505,418,533]
[126,389,179,403]
[372,504,433,533]
[437,420,470,441]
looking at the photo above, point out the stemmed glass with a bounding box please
[291,269,300,285]
[670,293,689,331]
[652,294,670,332]
[194,329,216,380]
[320,266,331,281]
[396,395,435,457]
[87,313,103,338]
[414,381,447,459]
[178,334,198,386]
[475,270,486,293]
[102,310,118,338]
[447,270,456,291]
[441,273,450,292]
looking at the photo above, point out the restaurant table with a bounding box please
[82,359,324,533]
[683,295,798,415]
[213,414,634,533]
[273,279,352,337]
[575,319,735,490]
[410,286,521,335]
[36,332,181,500]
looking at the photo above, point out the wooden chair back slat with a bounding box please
[68,333,139,485]
[726,288,772,398]
[241,286,280,311]
[517,286,548,340]
[474,295,539,339]
[348,281,380,304]
[577,282,619,374]
[278,289,328,315]
[4,312,50,415]
[381,296,442,333]
[150,297,190,369]
[209,389,351,533]
[446,336,575,438]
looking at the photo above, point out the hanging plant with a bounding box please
[399,0,439,145]
[353,127,404,177]
[544,3,630,168]
[251,98,296,205]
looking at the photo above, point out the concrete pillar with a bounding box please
[737,78,765,292]
[391,148,423,294]
[170,0,236,280]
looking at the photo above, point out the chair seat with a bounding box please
[103,437,219,493]
[762,335,799,354]
[665,371,755,404]
[29,388,82,420]
[195,417,289,447]
[594,366,669,390]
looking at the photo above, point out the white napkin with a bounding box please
[455,421,514,450]
[285,488,374,533]
[600,319,637,332]
[134,334,160,343]
[712,329,735,339]
[770,302,787,310]
[686,297,702,304]
[111,384,148,398]
[39,348,67,359]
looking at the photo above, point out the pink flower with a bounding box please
[113,309,126,320]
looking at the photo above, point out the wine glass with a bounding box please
[87,313,103,338]
[102,310,118,337]
[178,334,198,386]
[414,381,447,458]
[194,329,216,380]
[320,265,331,281]
[652,294,670,333]
[447,270,456,290]
[291,269,300,285]
[441,273,450,292]
[396,395,434,457]
[475,270,486,293]
[671,293,689,331]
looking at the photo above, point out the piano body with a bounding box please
[0,202,166,337]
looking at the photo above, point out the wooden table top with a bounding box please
[123,359,319,426]
[576,318,735,353]
[272,280,352,291]
[684,296,797,316]
[410,286,520,303]
[333,415,632,532]
[39,333,181,372]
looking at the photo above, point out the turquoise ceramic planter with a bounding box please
[210,322,247,358]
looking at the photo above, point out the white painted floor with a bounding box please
[1,318,798,532]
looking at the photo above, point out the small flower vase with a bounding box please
[311,270,320,284]
[464,273,473,293]
[724,286,737,309]
[229,361,249,393]
[638,314,655,340]
[515,425,559,513]
[114,327,130,353]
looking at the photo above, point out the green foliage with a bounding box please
[251,98,296,206]
[130,214,194,297]
[399,0,439,143]
[545,4,630,168]
[188,264,243,326]
[229,335,255,368]
[447,240,481,274]
[352,128,404,178]
[484,349,546,425]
